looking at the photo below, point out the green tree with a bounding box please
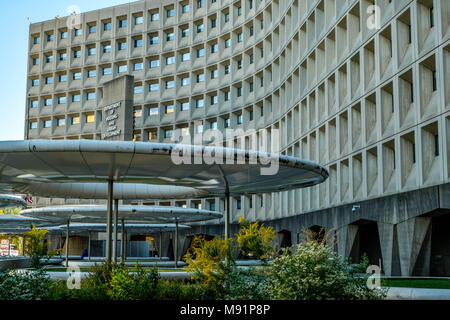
[23,224,59,269]
[236,216,276,260]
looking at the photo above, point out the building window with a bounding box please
[46,55,53,63]
[118,42,127,51]
[47,33,54,42]
[196,24,204,33]
[224,64,231,74]
[182,28,189,38]
[32,57,39,65]
[57,118,65,127]
[44,98,52,106]
[58,96,66,104]
[166,56,175,65]
[180,102,190,111]
[224,13,230,22]
[70,116,80,125]
[164,129,173,138]
[150,59,160,68]
[73,50,81,58]
[103,67,112,75]
[73,72,81,80]
[29,121,38,129]
[182,4,190,13]
[32,79,39,87]
[119,19,128,28]
[33,36,40,44]
[166,80,175,89]
[86,113,95,123]
[225,38,231,48]
[150,36,159,44]
[151,13,159,21]
[166,32,174,41]
[134,39,143,47]
[149,107,159,116]
[72,94,81,102]
[224,118,230,128]
[60,31,68,39]
[432,70,437,91]
[118,65,127,73]
[103,44,111,53]
[60,52,67,61]
[211,43,218,53]
[238,32,243,42]
[88,47,96,56]
[104,22,112,31]
[181,52,190,62]
[197,48,205,58]
[167,8,175,18]
[149,83,159,92]
[196,73,205,83]
[43,120,52,128]
[88,25,97,34]
[181,77,190,86]
[165,105,174,113]
[237,114,243,124]
[134,85,143,94]
[134,62,143,71]
[45,77,53,84]
[197,0,204,9]
[196,99,204,108]
[211,69,218,79]
[135,16,144,25]
[30,100,38,108]
[88,70,96,78]
[211,95,218,105]
[211,18,217,28]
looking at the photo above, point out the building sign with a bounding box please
[102,102,122,139]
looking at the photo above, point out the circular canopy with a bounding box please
[0,195,27,209]
[0,140,328,197]
[46,223,191,234]
[0,214,47,228]
[20,205,222,223]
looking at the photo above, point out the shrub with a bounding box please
[269,241,386,300]
[23,224,60,269]
[222,266,271,300]
[236,217,276,260]
[0,269,54,300]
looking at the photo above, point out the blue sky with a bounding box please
[0,0,132,141]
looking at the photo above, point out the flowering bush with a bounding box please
[0,269,54,300]
[236,216,276,260]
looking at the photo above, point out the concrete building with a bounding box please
[24,0,449,275]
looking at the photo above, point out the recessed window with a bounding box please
[180,102,190,111]
[166,80,175,89]
[102,67,112,75]
[196,98,204,108]
[32,57,39,65]
[149,107,159,116]
[134,85,143,94]
[43,120,52,128]
[104,22,112,31]
[57,118,65,126]
[32,79,39,87]
[60,52,67,61]
[165,105,174,113]
[73,72,81,80]
[88,25,97,34]
[181,77,190,86]
[150,59,160,68]
[88,69,96,78]
[59,74,67,82]
[151,13,159,21]
[167,8,175,18]
[103,44,111,53]
[86,113,95,123]
[30,100,38,108]
[182,28,189,37]
[166,56,175,65]
[118,65,127,73]
[196,24,204,33]
[196,73,204,83]
[134,38,143,47]
[71,116,80,125]
[60,31,68,39]
[181,52,190,62]
[164,129,173,138]
[197,48,205,58]
[166,32,175,41]
[47,33,54,42]
[149,83,159,92]
[72,94,81,102]
[33,36,40,44]
[134,62,143,71]
[135,16,144,25]
[118,41,127,51]
[182,4,190,13]
[150,35,159,44]
[211,69,218,79]
[74,28,82,36]
[44,98,52,106]
[29,121,38,129]
[88,47,96,56]
[46,55,53,63]
[119,18,128,28]
[73,50,81,58]
[211,95,218,105]
[211,43,218,53]
[237,114,243,124]
[58,96,66,104]
[225,38,231,48]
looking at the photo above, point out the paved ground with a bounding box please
[386,287,450,300]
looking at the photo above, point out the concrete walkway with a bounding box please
[386,287,450,300]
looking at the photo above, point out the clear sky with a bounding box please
[0,0,133,141]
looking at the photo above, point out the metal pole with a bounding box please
[88,232,91,261]
[113,198,119,263]
[159,232,162,261]
[175,219,179,268]
[65,219,70,268]
[23,237,26,256]
[224,192,230,239]
[106,180,113,263]
[121,218,125,264]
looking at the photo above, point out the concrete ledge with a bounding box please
[0,257,31,272]
[387,287,450,300]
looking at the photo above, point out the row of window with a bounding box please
[31,0,258,45]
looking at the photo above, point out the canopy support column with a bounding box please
[65,219,70,268]
[106,180,113,263]
[218,165,230,239]
[175,219,179,268]
[88,232,91,261]
[113,198,119,263]
[159,232,162,262]
[121,218,125,264]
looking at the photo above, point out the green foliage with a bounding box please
[0,269,54,300]
[23,224,59,269]
[222,266,271,300]
[269,241,386,300]
[184,235,235,289]
[236,216,276,260]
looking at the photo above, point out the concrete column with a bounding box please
[65,219,70,268]
[377,222,395,276]
[113,198,119,263]
[88,232,91,261]
[175,219,179,268]
[121,219,125,264]
[159,232,162,261]
[337,224,358,259]
[396,217,432,276]
[224,192,230,239]
[106,180,113,262]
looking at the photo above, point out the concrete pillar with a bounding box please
[121,219,125,263]
[337,224,358,259]
[396,217,432,276]
[65,219,70,268]
[113,198,119,263]
[175,219,179,268]
[377,222,395,276]
[106,180,113,262]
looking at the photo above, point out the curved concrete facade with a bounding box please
[25,0,450,275]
